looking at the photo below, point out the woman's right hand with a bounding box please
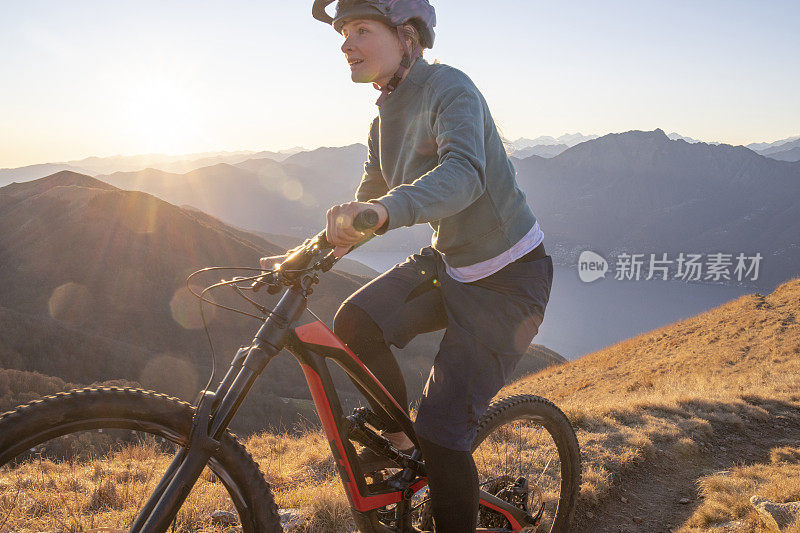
[326,201,388,257]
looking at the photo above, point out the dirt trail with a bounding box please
[571,398,800,533]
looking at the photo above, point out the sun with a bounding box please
[119,78,205,154]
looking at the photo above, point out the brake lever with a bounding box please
[251,272,277,293]
[314,251,336,272]
[253,208,379,289]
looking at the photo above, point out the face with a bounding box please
[340,19,404,86]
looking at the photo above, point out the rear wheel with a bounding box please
[0,387,282,532]
[472,394,581,532]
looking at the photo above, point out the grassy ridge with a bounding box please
[502,277,800,531]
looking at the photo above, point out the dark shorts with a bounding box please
[344,246,554,451]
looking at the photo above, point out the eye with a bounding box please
[358,27,368,35]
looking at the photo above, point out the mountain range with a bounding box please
[745,135,800,153]
[43,128,800,291]
[4,132,800,189]
[0,172,365,432]
[2,128,799,289]
[509,144,570,159]
[512,129,800,289]
[0,171,564,432]
[750,137,800,162]
[767,145,800,162]
[0,148,305,186]
[512,133,600,149]
[96,144,433,252]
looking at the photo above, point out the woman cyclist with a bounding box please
[312,0,554,530]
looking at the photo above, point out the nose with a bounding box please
[341,36,353,54]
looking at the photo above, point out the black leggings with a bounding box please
[333,301,408,432]
[333,303,479,532]
[418,435,479,533]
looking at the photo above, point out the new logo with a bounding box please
[578,250,608,282]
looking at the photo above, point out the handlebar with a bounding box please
[353,208,381,232]
[252,208,380,293]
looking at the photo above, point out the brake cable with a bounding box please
[186,263,284,403]
[186,208,379,409]
[186,257,324,405]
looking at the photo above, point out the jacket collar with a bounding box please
[376,58,432,107]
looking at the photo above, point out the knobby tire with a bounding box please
[0,387,282,532]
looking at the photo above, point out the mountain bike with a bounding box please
[0,209,581,532]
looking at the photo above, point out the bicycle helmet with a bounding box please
[312,0,436,105]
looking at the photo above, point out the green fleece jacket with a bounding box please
[355,58,538,268]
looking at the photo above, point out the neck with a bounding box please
[375,56,417,89]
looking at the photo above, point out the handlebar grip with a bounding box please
[318,208,380,248]
[353,208,379,232]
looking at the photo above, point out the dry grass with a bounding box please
[244,427,357,532]
[1,278,798,531]
[680,446,800,532]
[0,439,238,532]
[502,278,800,507]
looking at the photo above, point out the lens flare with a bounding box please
[48,282,91,326]
[170,285,216,330]
[282,180,303,201]
[256,165,289,192]
[140,353,199,400]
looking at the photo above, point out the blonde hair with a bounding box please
[400,23,424,58]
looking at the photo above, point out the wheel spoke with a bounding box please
[469,397,580,533]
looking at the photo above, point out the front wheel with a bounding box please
[472,394,581,532]
[0,387,282,532]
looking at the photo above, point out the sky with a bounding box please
[2,0,799,168]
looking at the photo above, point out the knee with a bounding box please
[333,301,384,347]
[333,301,364,345]
[332,302,355,343]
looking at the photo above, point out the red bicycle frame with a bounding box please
[288,316,533,532]
[131,226,536,531]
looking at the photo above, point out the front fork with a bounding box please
[129,286,307,533]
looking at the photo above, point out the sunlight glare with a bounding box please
[120,78,205,154]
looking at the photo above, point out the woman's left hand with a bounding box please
[326,201,388,257]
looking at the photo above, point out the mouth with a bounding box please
[348,58,365,68]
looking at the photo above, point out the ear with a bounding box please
[400,24,414,49]
[395,30,407,53]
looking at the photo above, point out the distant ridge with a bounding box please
[513,128,800,289]
[766,145,800,162]
[1,170,117,195]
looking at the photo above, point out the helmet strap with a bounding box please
[375,26,419,106]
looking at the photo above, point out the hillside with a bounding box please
[0,171,367,432]
[768,146,800,162]
[0,171,566,434]
[1,241,796,531]
[5,276,789,532]
[501,277,800,531]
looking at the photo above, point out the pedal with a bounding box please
[351,406,392,432]
[344,411,425,476]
